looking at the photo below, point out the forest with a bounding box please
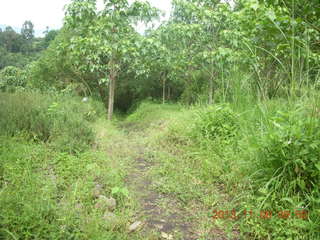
[0,0,319,239]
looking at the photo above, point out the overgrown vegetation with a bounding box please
[131,100,320,239]
[0,92,98,153]
[0,22,57,70]
[1,0,320,239]
[0,133,134,240]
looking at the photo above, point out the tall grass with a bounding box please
[133,89,320,239]
[0,94,137,239]
[0,134,133,240]
[0,91,102,153]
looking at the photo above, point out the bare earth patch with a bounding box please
[127,155,199,239]
[118,125,233,240]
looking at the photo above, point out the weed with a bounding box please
[0,92,98,153]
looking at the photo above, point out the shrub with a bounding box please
[0,92,95,153]
[0,66,26,92]
[257,109,320,200]
[194,104,239,141]
[0,136,129,240]
[241,107,320,239]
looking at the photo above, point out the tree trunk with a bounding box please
[209,75,213,105]
[162,75,166,105]
[107,74,116,120]
[168,86,171,101]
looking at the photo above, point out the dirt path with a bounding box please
[118,125,230,240]
[127,153,198,239]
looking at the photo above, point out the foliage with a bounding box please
[1,0,320,238]
[62,0,159,119]
[0,26,25,53]
[194,105,239,141]
[0,66,26,91]
[258,109,320,196]
[26,0,320,111]
[0,92,98,153]
[0,135,131,240]
[144,98,320,239]
[234,103,320,239]
[41,29,59,48]
[26,30,78,91]
[0,23,55,70]
[21,20,34,41]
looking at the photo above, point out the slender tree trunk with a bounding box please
[209,75,213,105]
[168,86,171,101]
[162,74,166,105]
[108,74,116,120]
[106,59,118,121]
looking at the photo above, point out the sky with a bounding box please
[0,0,172,36]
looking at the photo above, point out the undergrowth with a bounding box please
[0,91,102,153]
[125,101,182,129]
[1,93,319,239]
[0,119,138,240]
[126,98,320,239]
[0,92,141,239]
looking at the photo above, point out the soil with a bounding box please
[120,124,233,240]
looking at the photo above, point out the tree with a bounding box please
[21,21,34,41]
[161,0,241,104]
[0,26,24,53]
[64,0,158,120]
[41,29,59,49]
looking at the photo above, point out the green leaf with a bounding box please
[266,9,276,21]
[315,163,320,171]
[298,180,306,190]
[250,3,259,11]
[99,78,109,85]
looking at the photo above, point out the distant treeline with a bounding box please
[0,21,58,69]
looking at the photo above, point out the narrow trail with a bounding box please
[118,125,230,240]
[127,149,197,239]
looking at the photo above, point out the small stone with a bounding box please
[161,232,173,240]
[92,184,103,198]
[103,211,116,222]
[128,221,143,232]
[95,195,116,211]
[155,224,164,230]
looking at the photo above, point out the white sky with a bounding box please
[0,0,172,36]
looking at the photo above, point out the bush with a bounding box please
[240,107,320,239]
[194,104,239,141]
[256,109,320,206]
[0,66,26,92]
[125,101,181,129]
[0,92,96,153]
[0,136,129,240]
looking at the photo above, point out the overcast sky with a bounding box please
[0,0,172,36]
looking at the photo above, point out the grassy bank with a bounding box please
[124,99,320,239]
[0,92,138,239]
[1,92,319,239]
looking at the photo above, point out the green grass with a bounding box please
[0,91,102,153]
[0,116,147,240]
[0,92,142,240]
[1,93,319,239]
[123,98,320,239]
[124,101,184,129]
